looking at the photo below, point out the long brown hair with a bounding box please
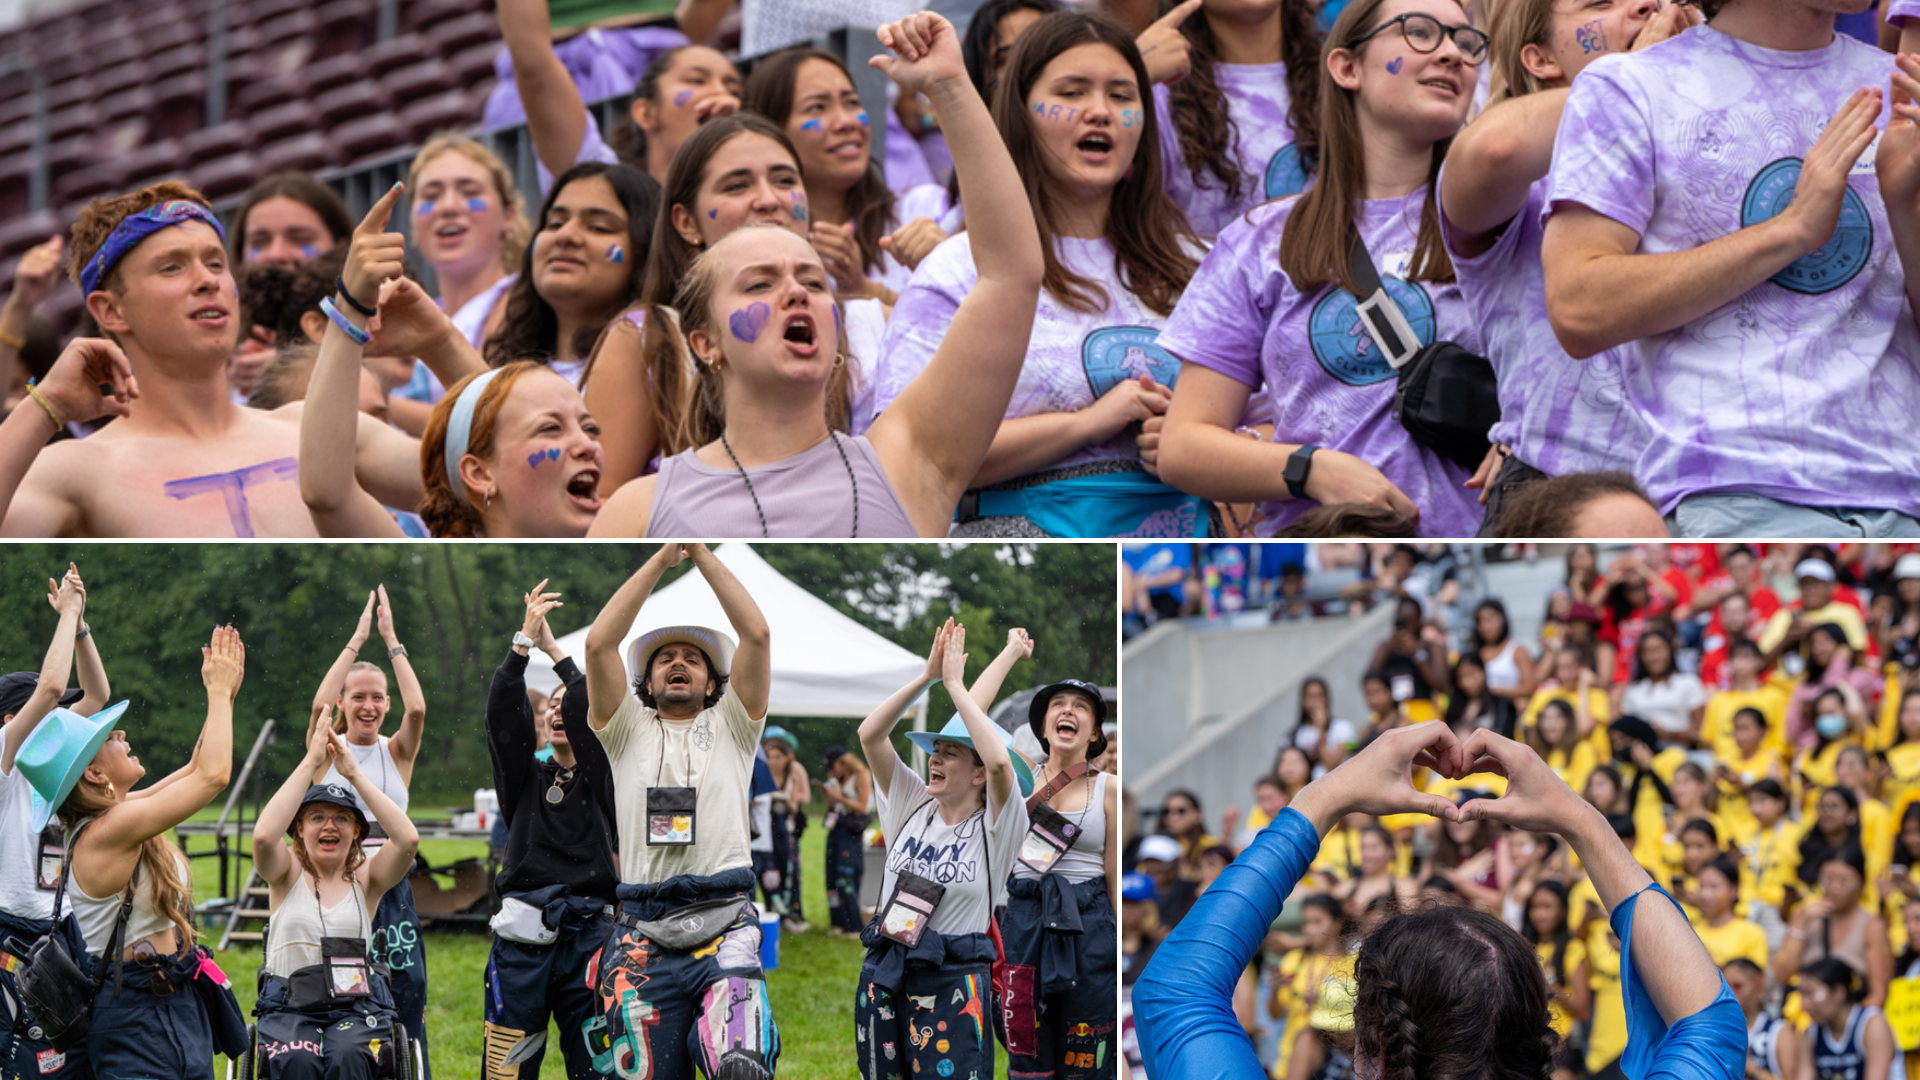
[417,361,546,537]
[1486,0,1558,103]
[1164,0,1324,202]
[407,134,532,273]
[743,48,896,276]
[1277,0,1459,297]
[62,780,197,951]
[227,171,354,267]
[994,11,1199,315]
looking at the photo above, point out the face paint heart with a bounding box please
[729,302,771,343]
[1387,56,1404,74]
[855,112,870,128]
[708,208,719,219]
[674,89,695,107]
[526,447,563,469]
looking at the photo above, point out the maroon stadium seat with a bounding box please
[428,12,498,56]
[97,88,159,133]
[190,151,266,201]
[46,76,95,114]
[256,9,318,46]
[332,113,411,162]
[0,210,62,260]
[0,122,33,159]
[361,33,439,71]
[150,44,208,83]
[120,139,188,189]
[234,74,302,118]
[399,91,477,142]
[54,160,129,208]
[182,122,259,163]
[45,134,96,178]
[153,74,211,139]
[448,41,502,86]
[247,100,321,145]
[383,58,459,109]
[314,0,377,58]
[46,104,99,143]
[253,38,317,79]
[302,54,371,99]
[258,132,342,174]
[314,82,393,129]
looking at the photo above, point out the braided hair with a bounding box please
[1353,903,1557,1080]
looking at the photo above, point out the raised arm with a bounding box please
[70,574,109,716]
[864,13,1045,535]
[859,618,951,800]
[0,339,137,537]
[489,582,562,815]
[373,584,426,778]
[330,730,419,905]
[254,711,335,894]
[314,592,378,715]
[966,628,1031,712]
[300,184,411,537]
[1542,88,1880,359]
[89,626,242,859]
[687,544,770,719]
[585,543,681,729]
[497,0,591,183]
[941,623,1015,816]
[3,565,85,773]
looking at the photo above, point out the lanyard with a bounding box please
[654,716,697,786]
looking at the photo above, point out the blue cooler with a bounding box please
[759,911,781,970]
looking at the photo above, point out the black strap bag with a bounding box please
[1347,233,1500,471]
[5,820,135,1053]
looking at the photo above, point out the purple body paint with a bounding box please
[674,89,695,107]
[246,246,264,262]
[527,447,562,468]
[465,197,488,212]
[708,208,719,219]
[729,302,771,343]
[414,200,437,216]
[1387,56,1404,74]
[162,457,299,538]
[801,118,824,132]
[299,245,320,260]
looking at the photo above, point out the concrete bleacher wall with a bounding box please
[1123,602,1396,825]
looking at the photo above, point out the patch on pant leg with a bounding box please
[484,1022,532,1080]
[957,975,986,1048]
[608,989,662,1079]
[713,1047,773,1080]
[582,1014,614,1076]
[1060,1021,1115,1077]
[716,922,760,971]
[696,977,775,1075]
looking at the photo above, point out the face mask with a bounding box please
[1817,713,1848,740]
[1613,743,1635,764]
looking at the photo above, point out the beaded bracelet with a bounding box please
[23,379,60,430]
[319,296,372,346]
[0,328,24,350]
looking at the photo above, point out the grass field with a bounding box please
[186,824,1011,1079]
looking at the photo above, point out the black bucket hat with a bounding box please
[1028,680,1109,761]
[291,783,369,841]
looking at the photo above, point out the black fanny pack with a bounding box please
[9,821,134,1053]
[287,936,374,1009]
[1348,233,1499,471]
[613,897,748,951]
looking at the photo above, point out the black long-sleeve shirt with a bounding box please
[486,647,619,901]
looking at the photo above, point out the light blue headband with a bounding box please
[444,368,505,495]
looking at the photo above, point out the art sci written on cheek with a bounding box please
[527,447,562,469]
[791,191,809,223]
[1577,20,1609,54]
[163,457,299,538]
[729,302,771,343]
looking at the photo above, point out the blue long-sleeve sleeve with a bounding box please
[1134,807,1320,1080]
[1611,885,1747,1080]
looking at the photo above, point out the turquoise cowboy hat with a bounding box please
[905,716,1035,798]
[762,726,800,754]
[19,700,130,832]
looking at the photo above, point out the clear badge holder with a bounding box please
[647,786,697,846]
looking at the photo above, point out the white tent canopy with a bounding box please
[524,543,926,720]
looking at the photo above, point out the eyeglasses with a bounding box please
[1351,13,1490,64]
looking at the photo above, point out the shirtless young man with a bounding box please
[0,181,478,537]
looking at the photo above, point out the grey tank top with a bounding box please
[647,433,918,538]
[1013,770,1108,883]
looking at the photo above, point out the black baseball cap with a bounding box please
[0,672,84,719]
[1028,680,1110,761]
[292,784,369,839]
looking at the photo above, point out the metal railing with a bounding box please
[0,56,48,214]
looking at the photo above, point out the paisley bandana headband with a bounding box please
[78,200,227,295]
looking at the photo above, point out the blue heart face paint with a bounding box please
[674,89,694,107]
[801,118,824,133]
[527,447,562,469]
[414,200,437,216]
[607,244,624,263]
[729,302,771,343]
[708,208,719,219]
[465,197,488,213]
[855,112,870,128]
[1387,56,1404,74]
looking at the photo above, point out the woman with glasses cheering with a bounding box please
[1155,0,1490,538]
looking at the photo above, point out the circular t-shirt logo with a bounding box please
[1308,278,1434,387]
[1265,143,1310,199]
[1083,326,1181,398]
[1741,157,1871,295]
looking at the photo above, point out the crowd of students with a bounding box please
[3,0,1914,537]
[1119,540,1920,1080]
[0,549,1118,1080]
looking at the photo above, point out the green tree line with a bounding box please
[0,544,1115,807]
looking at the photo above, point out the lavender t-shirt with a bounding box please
[1440,173,1641,475]
[1548,26,1920,516]
[867,232,1181,474]
[1158,192,1483,537]
[1154,61,1305,238]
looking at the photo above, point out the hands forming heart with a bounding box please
[1290,722,1595,842]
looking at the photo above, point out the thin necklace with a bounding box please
[718,429,859,538]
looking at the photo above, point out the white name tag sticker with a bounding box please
[1380,251,1416,278]
[1854,131,1881,174]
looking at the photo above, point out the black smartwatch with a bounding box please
[1284,444,1319,500]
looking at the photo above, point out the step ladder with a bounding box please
[219,866,272,949]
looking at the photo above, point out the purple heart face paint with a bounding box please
[414,200,437,217]
[709,208,719,219]
[465,197,489,213]
[527,447,562,469]
[1387,56,1404,74]
[729,302,771,344]
[674,89,695,107]
[800,118,824,133]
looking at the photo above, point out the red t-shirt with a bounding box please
[1601,606,1650,685]
[1670,543,1720,583]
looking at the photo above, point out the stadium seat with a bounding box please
[302,53,371,99]
[0,210,62,261]
[256,9,318,46]
[234,74,302,118]
[258,132,343,173]
[383,58,459,109]
[46,76,96,114]
[252,38,317,79]
[45,104,98,143]
[399,91,477,142]
[182,122,259,163]
[0,122,33,159]
[153,73,210,138]
[45,134,96,178]
[314,0,377,58]
[189,150,266,201]
[447,41,501,87]
[427,12,497,55]
[150,44,208,83]
[97,88,159,134]
[361,33,440,71]
[53,160,128,210]
[120,139,187,189]
[316,82,394,131]
[248,100,321,145]
[333,113,411,162]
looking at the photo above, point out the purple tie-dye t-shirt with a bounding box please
[1159,192,1484,538]
[1154,61,1305,238]
[1548,25,1920,516]
[1439,171,1642,475]
[867,233,1181,473]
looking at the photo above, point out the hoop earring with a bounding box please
[104,780,115,799]
[832,351,846,370]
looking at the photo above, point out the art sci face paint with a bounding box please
[1025,42,1145,198]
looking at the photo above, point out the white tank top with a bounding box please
[71,848,190,958]
[1014,770,1109,883]
[265,871,372,978]
[1484,639,1524,693]
[319,736,410,836]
